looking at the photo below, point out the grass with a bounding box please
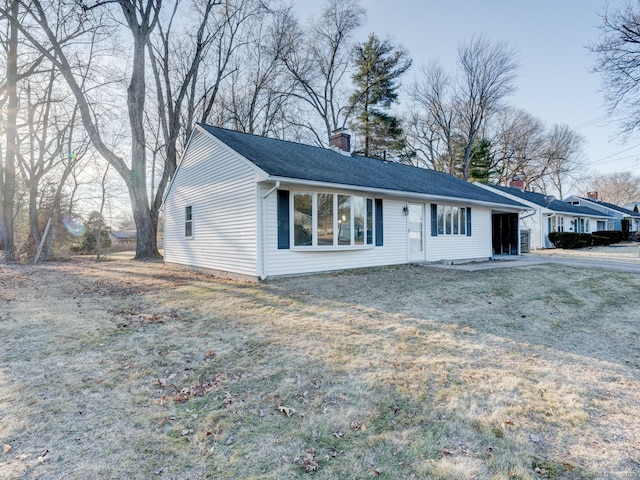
[1,259,639,479]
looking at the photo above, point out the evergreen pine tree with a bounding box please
[468,139,496,183]
[81,211,112,253]
[349,33,411,159]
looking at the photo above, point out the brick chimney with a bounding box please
[329,128,351,153]
[509,175,525,190]
[587,191,598,200]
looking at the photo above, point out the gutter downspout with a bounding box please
[263,181,281,200]
[260,181,280,280]
[544,212,555,249]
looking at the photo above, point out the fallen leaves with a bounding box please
[301,448,319,473]
[350,420,365,431]
[161,371,252,404]
[3,444,11,454]
[278,405,297,417]
[169,375,227,403]
[204,349,216,359]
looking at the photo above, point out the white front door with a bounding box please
[408,203,425,262]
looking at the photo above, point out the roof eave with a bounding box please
[263,176,526,211]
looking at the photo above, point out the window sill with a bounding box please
[291,245,376,252]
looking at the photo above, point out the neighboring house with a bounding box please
[109,230,137,248]
[163,125,526,280]
[566,195,640,232]
[478,182,612,250]
[624,201,640,213]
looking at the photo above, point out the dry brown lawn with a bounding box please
[1,256,639,479]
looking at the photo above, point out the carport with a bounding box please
[492,212,519,255]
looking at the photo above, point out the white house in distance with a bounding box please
[478,180,612,250]
[163,125,526,280]
[625,201,640,213]
[565,193,640,233]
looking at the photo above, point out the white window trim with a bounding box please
[185,205,193,239]
[436,204,468,236]
[290,191,376,250]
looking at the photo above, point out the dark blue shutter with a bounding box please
[375,199,383,246]
[466,207,472,236]
[277,190,290,249]
[431,204,438,236]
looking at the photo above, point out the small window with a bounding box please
[185,206,193,238]
[434,205,471,236]
[338,195,351,245]
[317,193,334,245]
[294,193,313,246]
[366,198,374,245]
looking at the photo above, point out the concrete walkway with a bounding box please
[427,250,640,274]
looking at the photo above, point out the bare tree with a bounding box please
[280,0,366,145]
[582,172,640,206]
[490,108,547,187]
[408,61,457,172]
[2,0,168,258]
[43,112,88,259]
[409,36,518,180]
[591,1,640,136]
[223,5,296,137]
[15,64,71,256]
[146,0,221,247]
[195,0,266,126]
[455,35,519,180]
[536,124,585,199]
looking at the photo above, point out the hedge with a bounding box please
[592,230,623,244]
[548,230,624,249]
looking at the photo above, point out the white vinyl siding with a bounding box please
[166,128,509,279]
[264,189,407,277]
[164,129,260,277]
[426,206,492,262]
[264,187,494,277]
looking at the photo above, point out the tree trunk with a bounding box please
[29,180,42,250]
[129,175,159,259]
[1,0,19,262]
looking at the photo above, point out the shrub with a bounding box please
[548,232,590,249]
[592,230,623,244]
[591,235,611,246]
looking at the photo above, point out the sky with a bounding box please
[296,0,640,178]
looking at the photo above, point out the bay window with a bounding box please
[282,190,379,249]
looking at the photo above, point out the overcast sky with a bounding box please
[295,0,639,177]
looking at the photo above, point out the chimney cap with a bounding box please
[509,175,525,190]
[329,128,351,153]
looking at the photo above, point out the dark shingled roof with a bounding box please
[110,230,137,240]
[576,197,640,218]
[488,185,612,217]
[199,124,525,208]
